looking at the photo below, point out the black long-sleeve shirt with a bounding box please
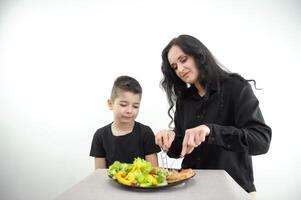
[167,76,272,192]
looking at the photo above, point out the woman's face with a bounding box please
[167,45,199,85]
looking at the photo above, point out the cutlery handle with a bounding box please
[160,151,169,169]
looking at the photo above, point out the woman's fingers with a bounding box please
[187,131,196,147]
[162,132,169,151]
[181,126,210,157]
[155,130,175,151]
[186,146,194,154]
[181,131,196,157]
[157,125,210,157]
[194,131,202,146]
[155,132,164,148]
[166,131,175,150]
[180,134,189,157]
[200,133,206,143]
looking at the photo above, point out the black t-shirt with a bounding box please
[168,75,272,192]
[90,121,161,168]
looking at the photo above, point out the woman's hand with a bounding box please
[181,125,210,157]
[155,130,175,151]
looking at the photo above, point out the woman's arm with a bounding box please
[172,81,271,157]
[206,82,272,155]
[94,158,106,169]
[166,100,186,158]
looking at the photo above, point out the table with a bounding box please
[55,169,252,200]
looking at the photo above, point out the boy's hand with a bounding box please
[180,125,210,157]
[155,130,175,151]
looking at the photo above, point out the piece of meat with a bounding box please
[166,169,195,183]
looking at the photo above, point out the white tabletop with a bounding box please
[54,169,252,200]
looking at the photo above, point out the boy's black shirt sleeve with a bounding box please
[142,126,161,155]
[167,76,272,192]
[90,127,106,158]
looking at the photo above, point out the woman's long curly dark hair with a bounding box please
[160,34,257,127]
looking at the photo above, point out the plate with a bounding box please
[109,169,195,190]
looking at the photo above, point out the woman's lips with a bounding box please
[182,71,189,79]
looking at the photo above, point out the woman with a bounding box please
[155,34,271,194]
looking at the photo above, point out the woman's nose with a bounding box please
[177,64,185,73]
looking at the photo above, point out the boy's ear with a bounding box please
[107,99,113,110]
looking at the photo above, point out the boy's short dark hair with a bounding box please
[110,76,142,101]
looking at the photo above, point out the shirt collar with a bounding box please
[188,83,217,100]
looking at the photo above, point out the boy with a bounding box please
[90,75,161,169]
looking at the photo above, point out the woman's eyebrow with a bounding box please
[169,54,185,65]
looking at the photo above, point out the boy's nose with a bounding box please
[126,106,133,113]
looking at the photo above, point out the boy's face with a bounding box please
[108,91,141,124]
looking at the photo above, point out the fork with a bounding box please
[160,150,169,169]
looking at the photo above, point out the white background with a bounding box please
[0,0,300,199]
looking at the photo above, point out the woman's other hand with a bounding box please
[155,130,175,151]
[181,125,210,157]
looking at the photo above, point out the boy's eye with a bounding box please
[133,105,139,109]
[120,104,127,107]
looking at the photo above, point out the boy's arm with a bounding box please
[145,153,159,167]
[94,158,106,169]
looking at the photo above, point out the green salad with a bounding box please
[108,157,168,187]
